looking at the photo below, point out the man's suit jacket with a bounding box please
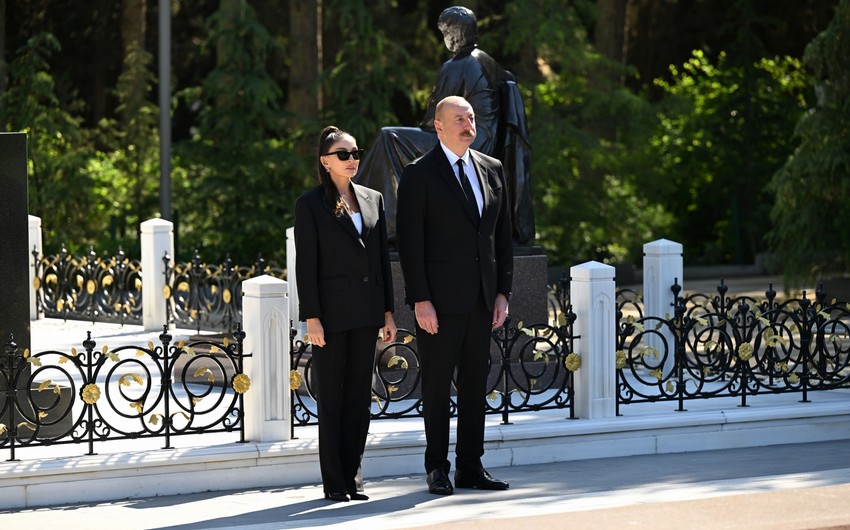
[396,144,513,315]
[295,183,394,333]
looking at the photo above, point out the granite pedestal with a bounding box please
[0,132,35,433]
[0,133,31,353]
[389,247,549,332]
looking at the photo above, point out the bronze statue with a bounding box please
[356,6,535,245]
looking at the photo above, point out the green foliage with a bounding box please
[91,41,162,255]
[769,0,850,283]
[321,0,421,143]
[499,0,595,69]
[321,1,503,141]
[650,50,810,265]
[0,32,102,253]
[175,0,305,263]
[506,0,673,266]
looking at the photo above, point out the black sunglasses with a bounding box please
[323,149,365,161]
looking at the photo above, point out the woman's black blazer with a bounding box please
[294,183,394,333]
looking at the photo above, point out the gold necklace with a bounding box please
[335,194,357,218]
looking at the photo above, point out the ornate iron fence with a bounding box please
[616,286,644,320]
[290,284,579,429]
[33,246,143,324]
[616,279,850,413]
[0,325,249,461]
[32,246,284,333]
[163,251,285,333]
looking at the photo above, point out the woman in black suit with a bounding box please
[295,126,397,502]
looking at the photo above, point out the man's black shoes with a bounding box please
[426,468,454,495]
[454,468,510,490]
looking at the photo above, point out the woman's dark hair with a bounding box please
[315,125,353,205]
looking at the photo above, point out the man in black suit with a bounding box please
[397,95,513,495]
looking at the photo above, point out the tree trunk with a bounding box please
[121,0,146,60]
[595,0,627,69]
[120,0,147,126]
[584,0,630,193]
[0,0,6,113]
[288,0,321,122]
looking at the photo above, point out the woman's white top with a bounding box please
[350,212,363,234]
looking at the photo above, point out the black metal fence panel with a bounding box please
[616,279,850,413]
[290,282,578,428]
[163,251,285,333]
[31,245,284,332]
[0,326,249,461]
[33,247,143,325]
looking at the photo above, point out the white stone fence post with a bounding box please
[242,275,291,442]
[141,218,174,331]
[570,261,617,419]
[28,215,43,320]
[642,239,683,376]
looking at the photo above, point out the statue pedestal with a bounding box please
[389,247,549,332]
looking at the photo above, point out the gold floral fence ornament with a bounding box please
[737,342,754,361]
[564,352,581,372]
[290,370,302,390]
[615,350,628,369]
[231,373,251,394]
[82,383,101,404]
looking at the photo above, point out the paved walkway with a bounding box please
[4,439,850,529]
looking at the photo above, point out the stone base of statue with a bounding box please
[389,246,549,333]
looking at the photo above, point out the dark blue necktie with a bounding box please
[456,159,480,222]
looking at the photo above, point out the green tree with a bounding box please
[0,32,101,252]
[769,0,850,283]
[90,40,161,254]
[175,0,303,263]
[650,50,810,265]
[321,0,421,143]
[501,0,672,267]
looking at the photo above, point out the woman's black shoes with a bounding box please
[324,492,349,502]
[323,491,369,502]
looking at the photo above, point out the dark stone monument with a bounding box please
[389,250,548,334]
[0,134,71,440]
[0,132,34,437]
[0,132,31,356]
